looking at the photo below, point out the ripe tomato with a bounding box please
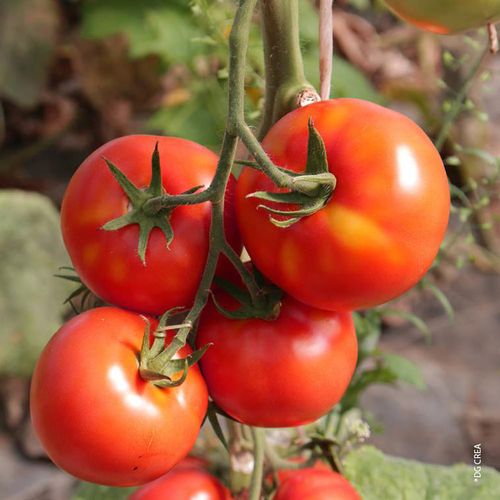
[128,468,233,500]
[274,469,361,500]
[271,460,331,486]
[236,99,449,311]
[196,293,357,427]
[30,307,208,486]
[61,135,240,316]
[384,0,500,34]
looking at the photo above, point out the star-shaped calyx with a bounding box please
[101,143,203,265]
[247,118,336,228]
[139,308,211,388]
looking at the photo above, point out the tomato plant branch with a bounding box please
[435,43,489,152]
[166,133,238,352]
[258,0,320,139]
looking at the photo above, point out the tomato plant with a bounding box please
[196,292,357,428]
[128,467,233,500]
[30,307,208,486]
[61,135,240,316]
[236,99,450,312]
[383,0,500,34]
[273,468,361,500]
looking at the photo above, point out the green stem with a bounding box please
[249,427,265,500]
[166,132,238,350]
[264,440,308,471]
[259,0,319,138]
[435,44,489,152]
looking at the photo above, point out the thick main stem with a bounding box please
[259,0,320,138]
[166,132,238,351]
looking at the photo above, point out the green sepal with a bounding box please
[206,402,230,452]
[100,143,175,266]
[54,267,98,314]
[246,119,336,228]
[212,276,283,321]
[138,313,210,389]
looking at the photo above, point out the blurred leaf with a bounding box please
[73,482,136,500]
[0,191,72,376]
[420,279,455,323]
[82,0,203,64]
[345,446,500,500]
[380,352,426,390]
[148,81,226,148]
[377,308,431,339]
[353,311,382,363]
[341,364,398,411]
[0,0,59,107]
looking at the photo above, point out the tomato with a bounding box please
[266,459,330,487]
[236,99,449,312]
[271,460,331,486]
[30,307,208,486]
[196,293,357,427]
[128,468,233,500]
[384,0,500,34]
[274,469,361,500]
[61,135,240,316]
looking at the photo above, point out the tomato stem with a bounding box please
[434,42,490,152]
[258,0,320,139]
[248,427,265,500]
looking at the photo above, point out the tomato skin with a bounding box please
[61,135,240,316]
[236,99,449,312]
[196,293,357,428]
[128,468,233,500]
[30,307,208,486]
[267,460,330,487]
[274,469,361,500]
[384,0,500,34]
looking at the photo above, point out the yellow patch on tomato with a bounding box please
[109,258,128,284]
[83,243,100,268]
[280,238,301,280]
[328,204,403,264]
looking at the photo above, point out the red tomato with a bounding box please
[384,0,500,34]
[274,469,361,500]
[236,99,449,311]
[196,293,357,427]
[61,135,240,316]
[271,460,331,486]
[30,307,208,486]
[128,468,233,500]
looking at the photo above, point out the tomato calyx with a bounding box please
[101,143,204,265]
[139,309,211,388]
[247,119,336,228]
[212,273,283,321]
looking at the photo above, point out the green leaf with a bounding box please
[0,0,59,107]
[377,309,431,340]
[82,0,203,64]
[72,482,136,500]
[344,446,500,500]
[341,365,398,411]
[380,352,426,391]
[421,279,455,323]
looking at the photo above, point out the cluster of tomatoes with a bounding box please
[29,98,449,498]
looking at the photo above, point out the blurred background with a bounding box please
[1,1,499,499]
